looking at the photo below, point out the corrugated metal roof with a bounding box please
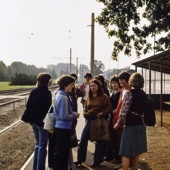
[132,49,170,74]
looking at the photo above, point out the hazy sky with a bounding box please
[0,0,153,70]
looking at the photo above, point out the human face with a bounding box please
[111,81,119,91]
[65,82,75,93]
[85,77,91,84]
[119,79,128,88]
[90,82,98,94]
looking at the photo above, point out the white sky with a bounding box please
[0,0,155,70]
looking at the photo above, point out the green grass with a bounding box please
[0,82,35,91]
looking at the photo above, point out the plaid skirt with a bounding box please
[119,125,147,157]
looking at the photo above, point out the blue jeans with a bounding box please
[77,120,90,162]
[31,123,49,170]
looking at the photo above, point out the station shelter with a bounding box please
[132,49,170,126]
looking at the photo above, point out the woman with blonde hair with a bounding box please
[114,72,147,170]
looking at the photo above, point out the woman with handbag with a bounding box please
[74,79,112,167]
[114,72,147,170]
[53,75,80,170]
[25,73,52,170]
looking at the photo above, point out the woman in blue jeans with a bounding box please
[25,73,52,170]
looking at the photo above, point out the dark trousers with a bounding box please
[93,141,105,163]
[112,128,122,160]
[53,128,70,170]
[48,132,55,168]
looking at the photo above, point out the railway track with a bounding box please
[0,120,22,134]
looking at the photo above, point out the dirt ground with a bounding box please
[0,101,170,170]
[139,124,170,170]
[0,101,35,170]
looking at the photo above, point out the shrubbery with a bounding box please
[10,73,36,85]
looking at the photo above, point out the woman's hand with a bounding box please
[113,109,116,114]
[113,122,119,130]
[74,112,80,119]
[97,112,103,117]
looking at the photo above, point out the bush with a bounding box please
[10,73,36,85]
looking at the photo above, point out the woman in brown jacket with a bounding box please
[74,79,112,167]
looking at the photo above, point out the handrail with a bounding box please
[0,86,57,110]
[0,98,25,107]
[0,98,26,111]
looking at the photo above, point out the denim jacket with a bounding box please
[54,90,76,129]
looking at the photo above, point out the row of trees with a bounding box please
[0,61,58,82]
[0,59,130,85]
[0,60,106,83]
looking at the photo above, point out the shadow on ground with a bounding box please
[139,162,153,170]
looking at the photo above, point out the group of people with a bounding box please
[25,70,148,170]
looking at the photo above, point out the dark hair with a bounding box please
[84,72,92,79]
[95,75,105,88]
[37,72,51,87]
[118,71,130,83]
[128,72,144,88]
[70,73,77,80]
[88,79,103,100]
[57,75,75,90]
[109,75,121,88]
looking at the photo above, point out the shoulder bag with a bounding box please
[90,117,110,142]
[44,106,55,131]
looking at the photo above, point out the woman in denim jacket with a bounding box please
[53,75,80,170]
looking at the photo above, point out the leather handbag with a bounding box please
[21,109,32,123]
[144,98,156,126]
[70,118,78,148]
[90,117,110,142]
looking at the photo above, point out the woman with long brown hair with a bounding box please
[74,79,112,167]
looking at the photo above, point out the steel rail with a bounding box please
[0,120,22,134]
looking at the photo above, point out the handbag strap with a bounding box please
[129,110,145,124]
[47,105,52,113]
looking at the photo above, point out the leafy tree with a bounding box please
[8,61,47,77]
[94,60,105,76]
[96,0,170,60]
[51,70,57,79]
[0,61,9,81]
[103,68,119,80]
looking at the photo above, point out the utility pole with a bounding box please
[70,48,72,73]
[76,57,78,76]
[90,13,95,77]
